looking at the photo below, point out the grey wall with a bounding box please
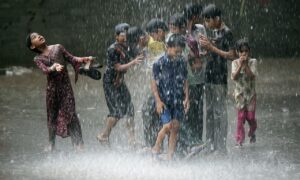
[0,0,299,68]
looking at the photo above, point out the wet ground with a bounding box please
[0,58,299,180]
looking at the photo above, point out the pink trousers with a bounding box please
[236,109,257,144]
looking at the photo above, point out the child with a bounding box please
[142,18,168,148]
[199,4,236,153]
[25,32,93,152]
[231,38,257,147]
[96,23,143,147]
[151,33,189,160]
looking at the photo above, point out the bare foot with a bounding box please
[96,133,109,144]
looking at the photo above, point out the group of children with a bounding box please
[26,3,258,160]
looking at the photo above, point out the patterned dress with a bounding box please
[34,44,83,142]
[232,58,258,110]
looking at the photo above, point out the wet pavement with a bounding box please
[0,58,299,180]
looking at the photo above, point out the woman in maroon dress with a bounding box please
[26,32,92,152]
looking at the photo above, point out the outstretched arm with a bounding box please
[114,54,143,72]
[199,34,236,60]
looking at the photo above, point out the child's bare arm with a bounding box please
[183,80,190,113]
[243,60,256,79]
[231,60,243,80]
[151,79,165,115]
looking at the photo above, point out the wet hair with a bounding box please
[183,3,203,21]
[169,13,186,28]
[115,23,130,35]
[202,4,221,18]
[235,38,250,52]
[25,32,41,53]
[127,26,146,45]
[166,33,186,48]
[146,18,168,33]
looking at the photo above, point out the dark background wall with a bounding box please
[0,0,299,68]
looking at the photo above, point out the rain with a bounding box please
[0,0,300,179]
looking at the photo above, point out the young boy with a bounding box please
[199,4,236,153]
[146,18,168,58]
[97,23,143,147]
[151,34,189,160]
[183,2,206,151]
[231,38,257,147]
[142,18,168,148]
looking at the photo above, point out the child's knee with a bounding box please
[246,111,256,121]
[171,120,180,131]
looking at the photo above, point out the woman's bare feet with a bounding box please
[96,133,109,144]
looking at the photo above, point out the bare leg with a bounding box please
[126,117,136,146]
[45,127,56,152]
[152,123,171,153]
[167,120,180,160]
[97,116,118,143]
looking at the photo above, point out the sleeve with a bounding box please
[225,30,235,51]
[34,57,51,74]
[59,44,82,83]
[152,61,160,81]
[232,59,238,74]
[249,59,258,76]
[107,47,120,67]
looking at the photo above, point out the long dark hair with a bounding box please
[25,32,41,53]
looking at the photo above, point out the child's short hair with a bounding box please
[202,4,221,18]
[235,38,250,52]
[127,26,146,44]
[183,3,203,21]
[146,18,168,33]
[166,33,185,48]
[169,13,186,28]
[115,23,130,35]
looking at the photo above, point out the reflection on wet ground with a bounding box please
[0,58,299,179]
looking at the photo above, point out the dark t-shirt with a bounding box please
[103,42,131,84]
[205,25,234,84]
[152,54,188,107]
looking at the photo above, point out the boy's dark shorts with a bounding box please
[159,105,184,124]
[103,82,134,119]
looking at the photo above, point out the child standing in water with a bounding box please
[231,38,257,147]
[151,34,189,160]
[26,32,93,152]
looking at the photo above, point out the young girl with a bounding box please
[231,38,258,147]
[26,32,93,152]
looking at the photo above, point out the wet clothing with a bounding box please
[141,37,165,147]
[103,42,134,118]
[152,54,188,121]
[183,24,206,146]
[205,24,235,84]
[205,84,228,151]
[204,24,234,152]
[147,36,166,58]
[236,104,257,144]
[34,44,83,144]
[232,58,257,144]
[142,96,160,147]
[232,58,257,110]
[176,25,207,153]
